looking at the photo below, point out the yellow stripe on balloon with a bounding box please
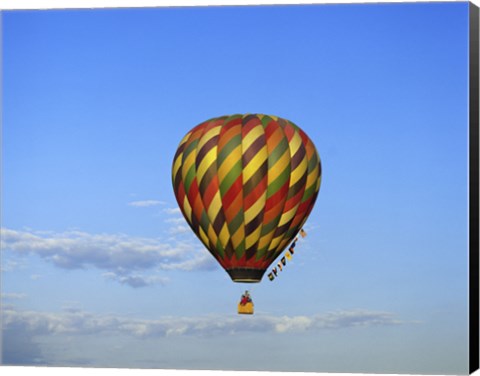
[198,227,210,248]
[246,226,262,250]
[172,133,191,179]
[231,226,244,248]
[217,144,242,180]
[206,191,230,250]
[244,195,265,224]
[207,224,218,247]
[246,207,267,254]
[305,166,320,191]
[196,126,221,151]
[182,196,193,223]
[206,191,222,218]
[277,205,297,227]
[196,147,217,182]
[172,155,183,180]
[218,222,231,249]
[181,151,196,183]
[289,130,302,156]
[267,233,284,251]
[242,145,267,182]
[242,124,264,152]
[256,233,271,250]
[268,148,290,182]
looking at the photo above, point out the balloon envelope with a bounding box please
[172,114,321,282]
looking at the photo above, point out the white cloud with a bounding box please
[164,217,187,224]
[162,206,190,235]
[61,301,83,313]
[128,200,166,207]
[1,305,413,367]
[2,307,408,340]
[102,272,170,288]
[159,251,217,271]
[168,225,190,235]
[274,315,312,333]
[316,309,406,328]
[1,258,27,272]
[1,292,28,300]
[1,227,218,287]
[162,207,181,215]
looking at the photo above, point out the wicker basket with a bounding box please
[237,302,254,314]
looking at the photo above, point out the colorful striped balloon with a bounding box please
[172,114,321,282]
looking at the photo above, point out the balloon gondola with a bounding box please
[237,290,254,314]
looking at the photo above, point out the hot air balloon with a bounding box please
[171,114,321,285]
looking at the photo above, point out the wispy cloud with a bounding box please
[162,207,181,215]
[2,305,413,367]
[164,217,187,224]
[102,272,170,288]
[1,292,28,300]
[128,200,166,207]
[3,307,408,340]
[1,258,27,272]
[61,301,83,313]
[168,225,191,235]
[162,206,190,234]
[1,227,217,287]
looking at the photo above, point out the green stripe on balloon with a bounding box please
[266,165,291,198]
[219,159,243,197]
[217,135,241,165]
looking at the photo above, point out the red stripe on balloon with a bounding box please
[244,175,267,210]
[221,175,243,210]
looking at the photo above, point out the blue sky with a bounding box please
[1,2,471,373]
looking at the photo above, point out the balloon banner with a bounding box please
[267,229,308,282]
